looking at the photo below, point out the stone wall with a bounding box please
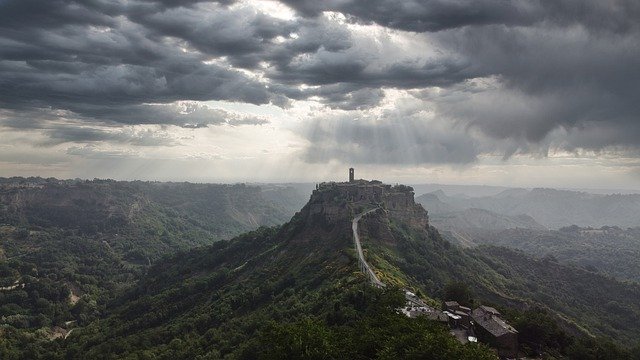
[310,181,429,230]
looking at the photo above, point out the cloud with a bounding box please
[423,23,640,154]
[40,127,178,147]
[0,102,268,147]
[299,98,480,165]
[1,0,640,170]
[66,145,140,159]
[274,0,640,158]
[280,0,639,33]
[0,0,281,130]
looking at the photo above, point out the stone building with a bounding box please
[471,306,519,358]
[444,301,472,329]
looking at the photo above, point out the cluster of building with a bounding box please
[311,168,429,228]
[401,295,519,359]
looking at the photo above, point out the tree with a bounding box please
[443,281,474,307]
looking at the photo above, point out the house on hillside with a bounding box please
[443,301,472,329]
[401,306,449,323]
[471,306,518,358]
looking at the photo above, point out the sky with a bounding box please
[1,0,639,189]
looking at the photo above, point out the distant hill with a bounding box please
[426,208,546,247]
[430,208,545,232]
[467,226,640,284]
[0,178,306,244]
[415,192,463,214]
[409,184,514,197]
[417,188,640,229]
[418,188,640,284]
[417,191,545,246]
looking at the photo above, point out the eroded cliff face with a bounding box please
[304,181,429,231]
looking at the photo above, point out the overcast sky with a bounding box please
[1,0,639,189]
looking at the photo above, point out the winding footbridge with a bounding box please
[352,208,386,288]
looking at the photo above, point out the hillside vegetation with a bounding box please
[0,178,305,342]
[2,191,497,359]
[460,226,640,284]
[357,210,640,346]
[2,180,640,359]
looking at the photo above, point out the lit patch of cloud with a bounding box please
[299,96,480,165]
[66,145,141,159]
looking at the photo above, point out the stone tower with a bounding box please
[349,168,354,183]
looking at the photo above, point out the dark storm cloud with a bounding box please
[310,86,386,111]
[280,0,640,33]
[0,0,372,127]
[423,22,640,153]
[0,0,114,31]
[141,0,235,7]
[280,0,640,157]
[278,0,640,157]
[0,0,280,131]
[126,4,296,68]
[280,0,540,32]
[268,53,474,89]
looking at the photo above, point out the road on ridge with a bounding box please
[352,208,385,288]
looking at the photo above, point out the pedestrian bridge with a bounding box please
[352,208,385,288]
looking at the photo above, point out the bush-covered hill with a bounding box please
[453,226,640,284]
[0,178,305,243]
[3,194,497,359]
[358,209,640,346]
[0,178,306,344]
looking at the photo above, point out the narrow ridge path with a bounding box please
[352,208,385,288]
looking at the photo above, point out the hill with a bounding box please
[0,178,306,341]
[465,226,640,284]
[428,208,545,247]
[2,179,640,359]
[416,188,640,229]
[432,209,543,233]
[356,208,640,346]
[33,181,495,359]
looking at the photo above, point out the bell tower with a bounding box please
[349,168,354,183]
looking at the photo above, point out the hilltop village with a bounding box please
[310,168,429,228]
[315,169,519,359]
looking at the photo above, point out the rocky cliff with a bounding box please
[305,180,429,230]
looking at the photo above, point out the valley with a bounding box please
[1,177,639,359]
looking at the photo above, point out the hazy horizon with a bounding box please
[4,174,640,196]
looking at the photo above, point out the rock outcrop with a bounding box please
[306,180,429,230]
